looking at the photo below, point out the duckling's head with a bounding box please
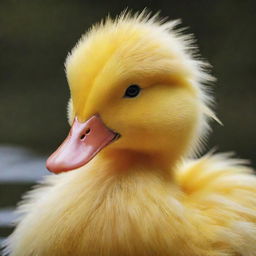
[47,11,216,173]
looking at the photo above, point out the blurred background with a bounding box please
[0,0,255,247]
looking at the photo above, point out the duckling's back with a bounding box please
[176,153,256,256]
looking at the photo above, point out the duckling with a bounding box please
[4,11,256,256]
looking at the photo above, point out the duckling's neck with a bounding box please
[100,149,179,180]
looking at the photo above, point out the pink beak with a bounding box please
[46,115,118,174]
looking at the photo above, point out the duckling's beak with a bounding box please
[46,115,118,174]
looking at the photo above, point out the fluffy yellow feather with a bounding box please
[4,11,256,256]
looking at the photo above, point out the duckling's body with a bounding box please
[4,11,256,256]
[5,154,256,256]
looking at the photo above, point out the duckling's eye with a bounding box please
[124,85,141,98]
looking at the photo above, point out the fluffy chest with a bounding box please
[40,173,186,255]
[8,167,214,256]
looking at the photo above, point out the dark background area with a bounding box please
[0,0,255,166]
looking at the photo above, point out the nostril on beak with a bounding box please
[80,128,91,141]
[80,134,86,140]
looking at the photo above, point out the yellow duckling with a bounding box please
[4,11,256,256]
